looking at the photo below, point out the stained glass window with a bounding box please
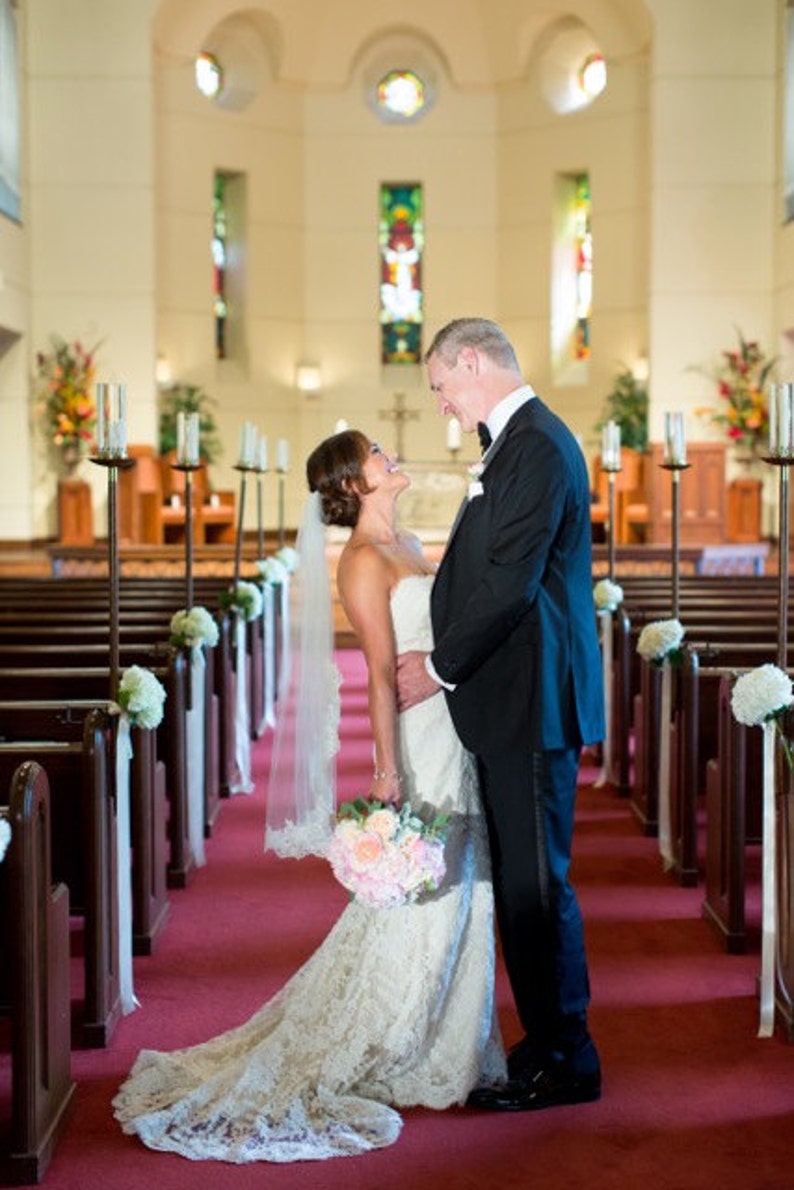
[578,54,606,101]
[0,0,20,223]
[379,183,424,365]
[572,174,592,361]
[195,51,223,99]
[213,173,228,360]
[377,70,425,119]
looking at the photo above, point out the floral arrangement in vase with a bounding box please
[692,329,776,456]
[35,335,99,474]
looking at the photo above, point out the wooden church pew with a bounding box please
[702,673,763,953]
[0,700,169,956]
[0,761,75,1185]
[0,708,121,1048]
[0,645,193,890]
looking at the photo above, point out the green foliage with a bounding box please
[158,383,222,463]
[595,366,649,452]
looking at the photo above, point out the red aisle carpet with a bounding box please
[16,650,794,1190]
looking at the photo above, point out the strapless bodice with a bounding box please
[390,574,435,653]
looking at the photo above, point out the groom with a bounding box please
[397,318,605,1111]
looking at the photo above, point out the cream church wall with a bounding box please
[26,0,160,539]
[0,0,31,540]
[775,0,794,375]
[496,34,650,453]
[299,47,498,477]
[0,0,787,542]
[645,0,777,444]
[154,13,306,528]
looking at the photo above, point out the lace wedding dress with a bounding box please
[113,575,505,1164]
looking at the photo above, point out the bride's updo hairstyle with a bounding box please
[306,429,374,528]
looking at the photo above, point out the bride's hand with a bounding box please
[371,772,402,805]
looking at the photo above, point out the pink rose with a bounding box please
[349,830,384,872]
[366,808,398,840]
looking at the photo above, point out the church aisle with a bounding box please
[27,648,794,1190]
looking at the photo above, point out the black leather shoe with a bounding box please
[507,1035,540,1079]
[466,1064,601,1112]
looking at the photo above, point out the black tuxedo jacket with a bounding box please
[430,397,605,755]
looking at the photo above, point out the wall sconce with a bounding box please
[632,355,649,384]
[296,363,322,395]
[155,355,173,387]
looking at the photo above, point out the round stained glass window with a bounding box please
[377,70,426,119]
[578,53,606,101]
[195,51,223,99]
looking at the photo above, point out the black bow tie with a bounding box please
[477,422,492,453]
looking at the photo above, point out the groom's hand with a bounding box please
[396,650,440,711]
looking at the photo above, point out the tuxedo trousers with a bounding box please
[476,745,591,1048]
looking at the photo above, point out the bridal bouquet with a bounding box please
[327,797,448,909]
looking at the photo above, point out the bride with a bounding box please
[113,428,505,1164]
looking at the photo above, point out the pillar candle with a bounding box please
[664,411,686,465]
[601,420,620,469]
[258,435,268,472]
[106,384,127,458]
[186,412,200,465]
[238,421,257,467]
[277,438,289,472]
[780,384,792,456]
[176,412,186,464]
[95,383,107,454]
[446,417,462,451]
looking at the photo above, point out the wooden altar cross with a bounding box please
[378,392,420,459]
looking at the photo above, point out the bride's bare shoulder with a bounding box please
[337,541,391,601]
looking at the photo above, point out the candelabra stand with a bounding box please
[277,469,286,548]
[760,452,794,1039]
[600,462,621,580]
[233,463,256,589]
[762,455,791,672]
[90,453,136,699]
[254,464,268,559]
[171,461,202,610]
[660,462,691,621]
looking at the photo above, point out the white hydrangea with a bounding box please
[256,556,289,584]
[594,578,624,612]
[276,545,299,573]
[731,664,794,727]
[117,665,167,730]
[0,816,11,864]
[170,605,219,649]
[234,580,264,621]
[636,618,685,664]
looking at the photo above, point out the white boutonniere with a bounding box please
[468,461,485,501]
